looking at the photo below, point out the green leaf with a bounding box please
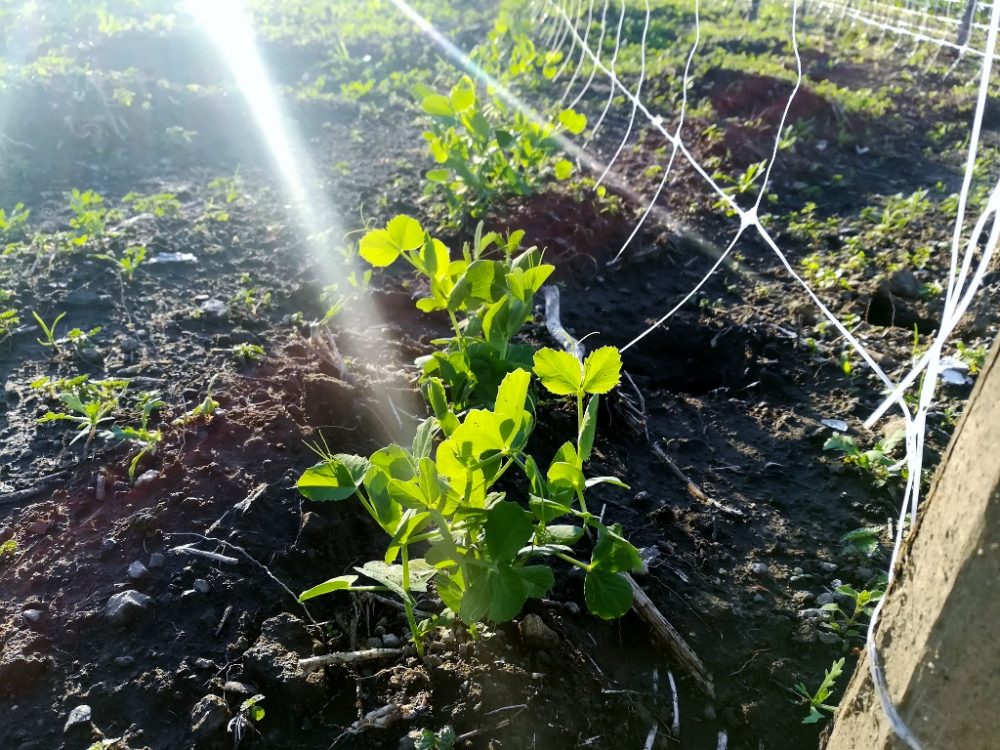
[823,434,860,456]
[591,522,642,573]
[486,501,534,562]
[427,168,451,183]
[578,394,599,461]
[359,229,400,267]
[298,574,359,602]
[516,565,555,599]
[490,564,528,621]
[358,559,435,597]
[584,569,633,619]
[297,455,369,501]
[533,348,582,396]
[554,159,574,180]
[421,93,454,117]
[547,461,585,496]
[529,495,572,523]
[411,418,439,459]
[450,76,476,112]
[558,108,587,135]
[535,524,584,546]
[494,369,530,431]
[386,215,424,252]
[582,347,622,394]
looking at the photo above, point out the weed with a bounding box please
[122,191,181,218]
[956,341,987,374]
[0,539,18,561]
[0,202,30,244]
[96,245,147,282]
[173,376,220,427]
[841,526,883,559]
[794,657,845,724]
[228,693,265,747]
[32,311,66,353]
[415,726,456,750]
[233,274,272,318]
[824,431,905,487]
[103,391,165,481]
[820,580,885,642]
[38,378,129,447]
[68,189,118,245]
[232,342,266,363]
[204,169,241,221]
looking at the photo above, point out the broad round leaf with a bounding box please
[584,569,633,619]
[533,348,582,396]
[554,159,574,180]
[422,93,454,117]
[558,108,587,135]
[359,229,400,267]
[485,501,534,562]
[385,215,424,252]
[582,346,622,394]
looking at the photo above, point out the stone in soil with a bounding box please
[128,561,149,579]
[106,590,153,626]
[242,613,326,709]
[518,614,560,650]
[63,704,92,733]
[190,695,230,741]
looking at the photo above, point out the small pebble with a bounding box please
[22,609,43,624]
[63,705,92,733]
[818,561,838,572]
[750,562,769,575]
[194,658,214,669]
[382,633,400,648]
[753,593,766,604]
[148,553,165,569]
[366,637,382,649]
[114,656,135,667]
[193,579,211,594]
[128,561,149,580]
[799,608,825,620]
[134,470,159,487]
[816,592,835,607]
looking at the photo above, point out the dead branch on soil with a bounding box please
[299,647,404,674]
[651,441,745,519]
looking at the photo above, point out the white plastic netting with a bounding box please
[522,1,999,747]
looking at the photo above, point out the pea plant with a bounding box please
[297,215,638,653]
[414,74,584,225]
[359,214,553,411]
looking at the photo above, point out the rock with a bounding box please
[129,561,150,579]
[792,591,814,606]
[222,680,256,695]
[518,614,560,650]
[22,609,43,624]
[134,470,160,487]
[190,695,229,740]
[199,298,228,318]
[106,590,153,625]
[816,592,836,607]
[63,704,92,732]
[114,656,135,667]
[195,657,215,669]
[889,269,921,299]
[818,561,838,573]
[242,613,325,709]
[0,525,12,543]
[750,562,769,575]
[382,633,401,648]
[148,552,166,569]
[101,538,117,554]
[856,566,875,581]
[120,337,141,354]
[65,288,110,308]
[27,519,51,536]
[193,578,211,594]
[753,593,766,604]
[799,608,825,620]
[817,631,842,645]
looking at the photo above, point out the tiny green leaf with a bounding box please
[554,159,574,180]
[298,574,359,602]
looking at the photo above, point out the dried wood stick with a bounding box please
[651,442,745,519]
[299,648,403,673]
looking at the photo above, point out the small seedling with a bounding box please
[414,726,457,750]
[232,342,265,363]
[228,693,265,748]
[821,581,885,641]
[841,526,883,559]
[0,539,18,561]
[97,245,147,282]
[103,391,165,481]
[233,274,272,318]
[823,431,905,487]
[38,378,128,447]
[794,658,845,724]
[33,310,66,352]
[173,375,220,427]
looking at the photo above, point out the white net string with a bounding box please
[525,1,1000,747]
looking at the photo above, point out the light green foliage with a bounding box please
[841,527,882,559]
[122,191,181,218]
[32,310,66,352]
[97,245,147,282]
[204,170,240,222]
[416,73,583,224]
[172,376,220,427]
[233,274,272,318]
[712,160,767,216]
[0,539,18,561]
[228,693,265,742]
[0,202,30,243]
[232,342,266,363]
[68,189,118,245]
[359,215,553,411]
[103,391,165,482]
[820,581,885,642]
[38,377,129,447]
[956,341,987,375]
[794,658,845,724]
[0,289,18,343]
[823,431,905,487]
[415,726,456,750]
[298,363,636,651]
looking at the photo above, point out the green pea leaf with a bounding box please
[591,522,642,573]
[584,569,633,619]
[297,455,369,501]
[533,347,582,395]
[450,76,476,112]
[554,159,574,180]
[298,574,359,602]
[358,215,424,267]
[516,564,555,599]
[485,501,534,562]
[558,108,587,135]
[582,346,622,394]
[421,93,454,117]
[578,394,599,461]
